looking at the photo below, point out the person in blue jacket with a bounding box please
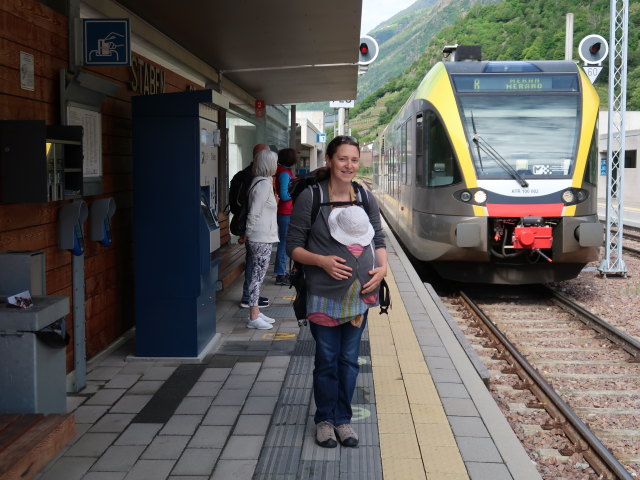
[273,148,298,285]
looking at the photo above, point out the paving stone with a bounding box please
[435,382,470,399]
[249,381,282,396]
[202,405,242,425]
[39,457,95,480]
[111,395,153,413]
[242,396,278,415]
[160,415,203,435]
[141,435,190,459]
[448,416,491,438]
[466,461,514,480]
[90,445,145,472]
[66,433,118,457]
[256,367,287,382]
[127,381,163,395]
[441,397,480,417]
[74,405,110,424]
[233,414,272,436]
[212,388,250,406]
[175,396,212,415]
[87,367,123,381]
[90,414,136,433]
[141,366,177,381]
[224,374,257,389]
[123,459,174,480]
[115,423,162,446]
[172,448,220,476]
[188,425,233,448]
[431,368,462,384]
[82,473,127,480]
[230,362,261,376]
[261,356,291,368]
[457,436,503,463]
[86,389,127,405]
[210,459,258,480]
[187,381,223,397]
[105,374,141,389]
[200,368,232,381]
[220,435,265,460]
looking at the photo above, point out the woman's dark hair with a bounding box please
[326,135,360,159]
[277,148,298,167]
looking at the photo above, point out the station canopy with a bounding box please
[116,0,362,104]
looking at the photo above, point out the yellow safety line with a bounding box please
[369,269,469,480]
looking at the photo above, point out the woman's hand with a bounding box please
[361,265,387,294]
[238,235,246,244]
[317,255,352,280]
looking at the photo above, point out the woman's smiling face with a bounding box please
[327,144,360,183]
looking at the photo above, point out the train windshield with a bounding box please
[454,76,580,180]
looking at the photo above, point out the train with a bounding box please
[372,59,604,284]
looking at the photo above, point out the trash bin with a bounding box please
[0,295,69,414]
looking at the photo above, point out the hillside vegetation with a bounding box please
[351,0,640,143]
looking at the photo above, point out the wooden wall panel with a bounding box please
[1,0,230,375]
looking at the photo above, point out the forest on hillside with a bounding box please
[350,0,640,143]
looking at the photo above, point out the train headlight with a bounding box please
[562,190,575,204]
[460,191,472,202]
[576,190,587,202]
[473,190,487,204]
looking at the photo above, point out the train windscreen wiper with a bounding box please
[472,134,529,188]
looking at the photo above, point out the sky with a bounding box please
[360,0,418,35]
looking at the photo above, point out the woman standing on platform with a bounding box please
[286,135,388,448]
[273,148,298,285]
[243,149,279,329]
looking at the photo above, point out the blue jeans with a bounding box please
[274,213,291,275]
[309,313,368,425]
[241,242,254,302]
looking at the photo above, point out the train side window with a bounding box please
[416,114,424,185]
[401,121,408,184]
[426,111,461,187]
[583,125,598,185]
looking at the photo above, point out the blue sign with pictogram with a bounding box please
[600,158,607,176]
[83,19,130,66]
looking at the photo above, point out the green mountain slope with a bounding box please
[351,0,640,143]
[358,0,500,101]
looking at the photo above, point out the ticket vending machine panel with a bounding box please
[133,90,227,357]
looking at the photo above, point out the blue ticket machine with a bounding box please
[132,90,227,357]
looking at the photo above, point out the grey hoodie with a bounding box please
[286,180,385,300]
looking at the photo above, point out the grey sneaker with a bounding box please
[335,423,358,447]
[315,421,337,448]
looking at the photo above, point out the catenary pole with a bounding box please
[599,0,628,276]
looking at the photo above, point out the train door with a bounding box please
[398,118,412,235]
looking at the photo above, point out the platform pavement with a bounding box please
[34,222,542,480]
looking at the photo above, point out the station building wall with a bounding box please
[0,0,202,371]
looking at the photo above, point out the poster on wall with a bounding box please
[67,105,102,177]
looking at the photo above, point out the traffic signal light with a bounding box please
[358,35,379,65]
[578,34,609,65]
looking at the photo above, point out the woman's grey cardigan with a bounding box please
[286,180,386,300]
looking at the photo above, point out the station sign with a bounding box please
[83,19,131,66]
[317,133,327,143]
[330,100,355,109]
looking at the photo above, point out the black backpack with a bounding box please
[229,179,265,236]
[228,165,253,216]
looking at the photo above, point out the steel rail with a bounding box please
[459,290,634,480]
[548,287,640,361]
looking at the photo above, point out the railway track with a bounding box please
[441,286,639,479]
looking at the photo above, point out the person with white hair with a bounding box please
[242,148,279,329]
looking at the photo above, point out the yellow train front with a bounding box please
[372,60,603,284]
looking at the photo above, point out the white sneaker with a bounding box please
[258,312,275,324]
[247,318,273,329]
